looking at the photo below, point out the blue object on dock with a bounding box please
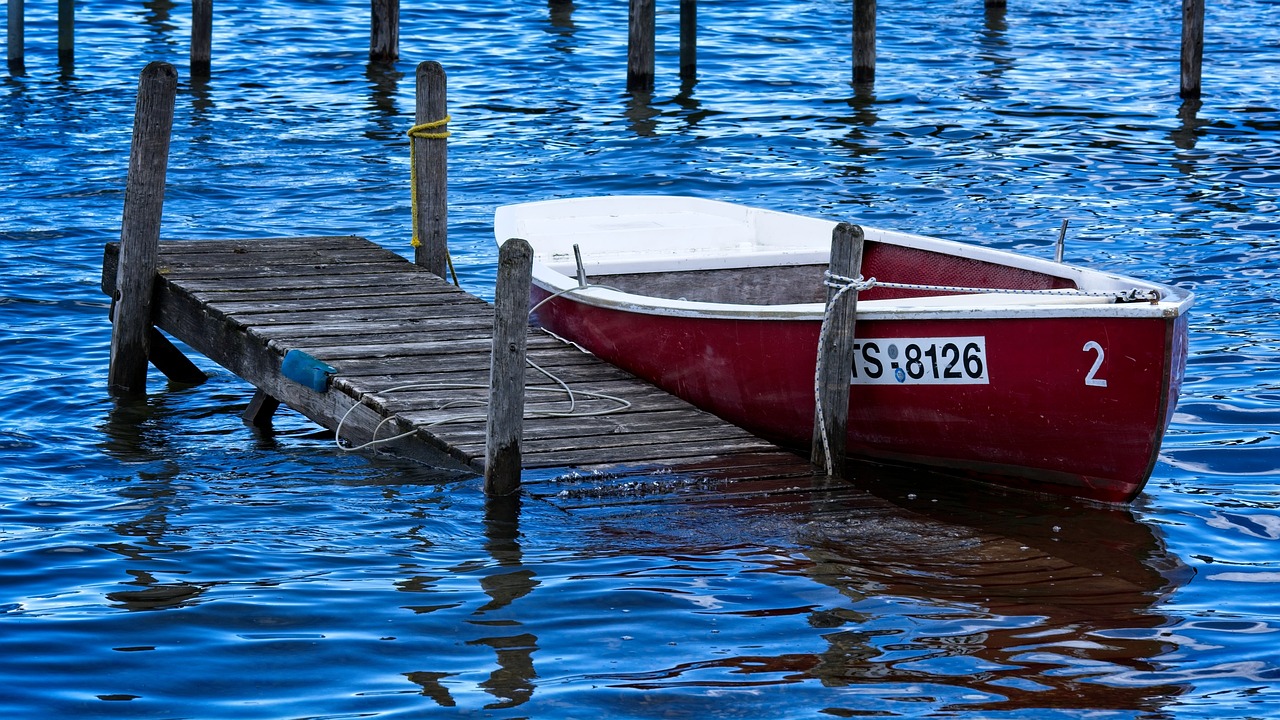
[281,349,336,392]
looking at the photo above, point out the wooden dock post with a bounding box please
[6,0,22,73]
[1180,0,1205,99]
[627,0,656,92]
[853,0,876,85]
[680,0,696,80]
[811,223,865,478]
[485,238,534,496]
[57,0,73,66]
[191,0,212,77]
[371,0,400,63]
[412,61,450,277]
[108,62,178,397]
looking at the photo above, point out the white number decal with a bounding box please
[1083,341,1108,387]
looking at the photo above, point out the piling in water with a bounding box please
[627,0,655,92]
[191,0,212,77]
[680,0,696,80]
[57,0,73,66]
[811,222,865,478]
[1180,0,1204,98]
[7,0,23,73]
[109,62,178,396]
[371,0,400,63]
[853,0,876,84]
[485,237,534,496]
[412,61,450,277]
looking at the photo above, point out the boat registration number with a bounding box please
[850,336,989,385]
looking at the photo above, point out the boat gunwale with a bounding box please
[499,195,1195,322]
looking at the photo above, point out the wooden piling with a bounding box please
[371,0,400,63]
[485,238,534,496]
[191,0,212,77]
[853,0,876,85]
[57,0,73,66]
[108,62,178,396]
[6,0,22,72]
[680,0,696,80]
[810,223,865,478]
[412,61,450,277]
[627,0,656,92]
[1180,0,1204,99]
[984,0,1007,8]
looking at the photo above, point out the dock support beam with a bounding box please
[485,238,534,496]
[853,0,876,84]
[371,0,400,63]
[811,223,865,478]
[1180,0,1205,99]
[413,61,450,278]
[109,62,178,397]
[627,0,656,92]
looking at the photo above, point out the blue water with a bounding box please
[3,0,1279,717]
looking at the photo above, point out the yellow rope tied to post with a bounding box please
[407,116,459,285]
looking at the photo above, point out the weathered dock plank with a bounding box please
[103,235,805,484]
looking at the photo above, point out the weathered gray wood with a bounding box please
[109,62,177,396]
[1180,0,1204,99]
[853,0,876,84]
[6,0,22,71]
[148,327,207,384]
[413,61,450,276]
[370,0,400,63]
[102,233,801,481]
[627,0,656,92]
[810,223,865,477]
[679,0,696,80]
[191,0,212,77]
[485,238,534,495]
[57,0,73,66]
[242,389,281,427]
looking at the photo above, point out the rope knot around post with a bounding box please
[407,115,451,249]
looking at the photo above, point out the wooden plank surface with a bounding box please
[102,235,806,484]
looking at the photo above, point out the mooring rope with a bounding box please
[826,272,1158,300]
[334,377,632,452]
[334,281,633,453]
[813,272,876,474]
[407,116,460,286]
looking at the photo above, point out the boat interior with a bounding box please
[589,240,1080,306]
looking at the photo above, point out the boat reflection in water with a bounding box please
[552,458,1192,715]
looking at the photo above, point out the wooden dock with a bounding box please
[101,234,812,487]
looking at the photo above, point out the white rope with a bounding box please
[828,272,1157,300]
[813,272,871,474]
[334,282,632,453]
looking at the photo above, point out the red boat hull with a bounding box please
[532,290,1188,504]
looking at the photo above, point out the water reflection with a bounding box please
[99,396,209,612]
[401,493,540,709]
[830,86,881,177]
[1172,98,1205,151]
[976,1,1013,89]
[554,461,1190,714]
[546,0,577,43]
[363,60,401,126]
[623,90,659,137]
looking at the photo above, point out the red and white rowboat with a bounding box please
[495,195,1193,504]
